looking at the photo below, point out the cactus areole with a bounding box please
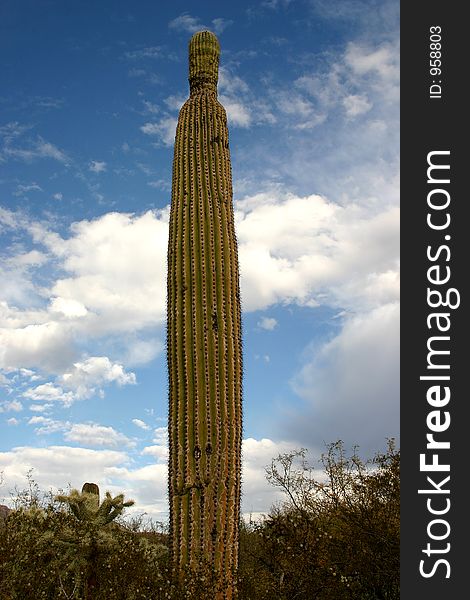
[167,31,243,598]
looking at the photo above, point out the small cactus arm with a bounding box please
[167,30,243,598]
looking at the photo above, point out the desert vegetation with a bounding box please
[0,440,399,599]
[167,30,243,597]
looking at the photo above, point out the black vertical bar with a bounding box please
[401,3,467,597]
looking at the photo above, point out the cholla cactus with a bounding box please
[55,483,135,599]
[167,30,243,598]
[56,483,135,525]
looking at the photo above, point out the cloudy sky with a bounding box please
[0,0,399,522]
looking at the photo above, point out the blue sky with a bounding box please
[0,0,399,522]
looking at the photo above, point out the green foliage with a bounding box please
[238,440,400,600]
[0,441,399,599]
[0,479,168,600]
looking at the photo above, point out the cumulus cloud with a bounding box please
[235,191,399,312]
[141,444,168,462]
[219,95,252,128]
[0,437,305,522]
[132,418,151,431]
[140,118,178,147]
[61,356,135,387]
[0,322,78,374]
[1,182,397,405]
[21,357,136,407]
[0,400,23,413]
[241,437,299,517]
[1,208,170,400]
[152,426,168,446]
[49,297,88,318]
[27,415,70,435]
[0,445,129,500]
[64,423,136,448]
[23,383,75,405]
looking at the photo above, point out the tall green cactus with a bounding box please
[167,30,243,598]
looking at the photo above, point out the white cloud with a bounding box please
[6,139,68,164]
[142,100,159,114]
[28,416,70,435]
[0,121,33,143]
[141,444,168,461]
[0,437,332,522]
[124,338,163,366]
[64,423,135,448]
[257,317,278,331]
[0,446,129,502]
[255,354,271,363]
[152,426,168,446]
[235,191,399,312]
[241,437,298,516]
[0,209,170,392]
[345,42,399,80]
[25,416,135,450]
[59,356,136,397]
[29,403,53,413]
[28,415,51,424]
[132,418,151,431]
[6,249,46,268]
[163,95,186,112]
[140,118,177,147]
[49,297,88,318]
[23,383,75,406]
[211,18,234,35]
[0,322,78,374]
[168,13,203,33]
[53,192,63,201]
[168,13,233,38]
[127,67,146,77]
[261,0,294,10]
[219,95,252,128]
[342,94,372,117]
[1,186,397,390]
[219,68,250,96]
[124,45,178,66]
[50,210,169,330]
[21,357,135,407]
[0,400,23,413]
[89,160,107,173]
[7,417,19,426]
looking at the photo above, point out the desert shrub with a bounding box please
[0,478,169,600]
[238,440,400,600]
[0,441,399,599]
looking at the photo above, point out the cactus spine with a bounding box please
[167,31,243,598]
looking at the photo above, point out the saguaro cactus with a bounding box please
[167,31,243,598]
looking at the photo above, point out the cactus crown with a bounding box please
[189,30,220,95]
